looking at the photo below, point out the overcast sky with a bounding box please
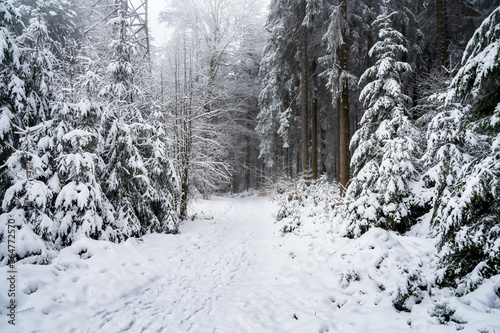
[140,0,270,47]
[148,1,171,46]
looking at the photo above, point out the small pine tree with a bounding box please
[53,100,120,247]
[1,123,58,263]
[144,104,180,234]
[420,102,464,224]
[343,6,418,237]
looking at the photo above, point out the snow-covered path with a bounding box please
[73,196,284,333]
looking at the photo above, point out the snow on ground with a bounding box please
[1,195,499,332]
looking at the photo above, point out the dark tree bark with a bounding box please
[300,0,309,179]
[436,0,449,69]
[283,91,291,179]
[338,0,350,196]
[245,112,251,191]
[311,88,318,180]
[311,59,318,180]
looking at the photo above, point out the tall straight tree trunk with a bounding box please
[338,0,350,196]
[436,0,449,69]
[284,147,289,179]
[274,131,280,182]
[320,126,327,175]
[245,112,251,191]
[311,60,318,180]
[336,97,340,182]
[311,89,318,180]
[283,91,290,179]
[300,0,309,179]
[179,39,193,220]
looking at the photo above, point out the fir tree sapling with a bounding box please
[54,101,120,246]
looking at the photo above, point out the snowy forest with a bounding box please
[1,0,500,331]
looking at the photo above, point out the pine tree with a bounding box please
[257,0,299,173]
[0,0,60,263]
[343,5,418,237]
[145,104,180,233]
[53,99,120,246]
[436,6,500,292]
[0,0,23,203]
[101,9,179,236]
[100,9,145,237]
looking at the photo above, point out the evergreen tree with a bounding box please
[257,0,299,173]
[343,5,418,237]
[101,9,178,236]
[100,9,146,237]
[53,99,120,246]
[0,0,60,263]
[0,0,23,203]
[144,104,179,233]
[436,6,500,292]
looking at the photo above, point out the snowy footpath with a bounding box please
[1,195,500,332]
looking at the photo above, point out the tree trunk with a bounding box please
[336,97,340,182]
[338,0,350,196]
[245,116,251,191]
[283,91,290,179]
[284,147,289,179]
[300,0,309,180]
[180,166,189,220]
[311,58,318,180]
[436,0,449,69]
[311,88,318,180]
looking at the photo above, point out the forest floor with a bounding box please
[1,195,499,332]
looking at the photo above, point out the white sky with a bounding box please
[147,0,170,47]
[139,0,270,47]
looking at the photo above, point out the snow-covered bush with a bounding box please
[276,176,340,233]
[331,227,430,313]
[276,192,301,233]
[428,301,457,324]
[392,268,427,312]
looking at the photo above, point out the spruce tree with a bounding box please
[257,0,298,172]
[53,99,120,246]
[0,0,23,203]
[343,5,418,237]
[436,6,500,292]
[1,0,60,263]
[101,9,179,236]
